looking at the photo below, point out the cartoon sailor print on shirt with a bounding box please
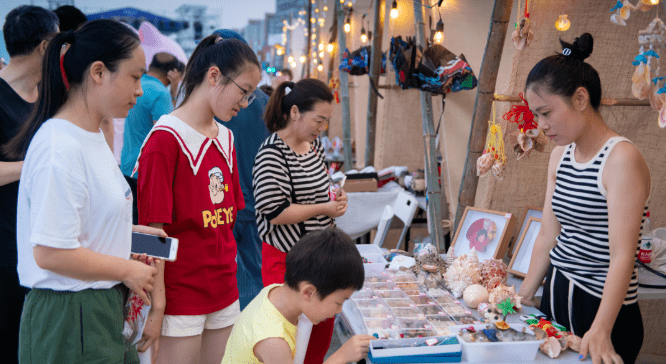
[208,166,228,205]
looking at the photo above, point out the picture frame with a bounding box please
[450,207,517,261]
[507,206,543,258]
[508,217,542,278]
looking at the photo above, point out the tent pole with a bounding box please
[337,0,353,170]
[413,0,445,252]
[454,0,513,231]
[365,0,384,168]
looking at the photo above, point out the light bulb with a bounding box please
[555,14,570,31]
[340,0,344,3]
[312,51,317,57]
[300,55,306,63]
[310,18,316,23]
[315,8,319,13]
[313,58,317,64]
[318,64,323,71]
[434,31,443,43]
[323,6,328,11]
[650,0,659,4]
[312,34,316,40]
[434,19,444,43]
[390,0,399,19]
[288,56,294,63]
[344,22,351,33]
[361,31,367,43]
[290,61,297,68]
[319,43,324,51]
[319,51,324,58]
[327,43,334,52]
[347,1,353,7]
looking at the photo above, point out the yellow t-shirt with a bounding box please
[221,284,297,364]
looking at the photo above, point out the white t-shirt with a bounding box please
[17,118,133,291]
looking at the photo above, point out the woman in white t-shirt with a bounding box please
[3,20,163,363]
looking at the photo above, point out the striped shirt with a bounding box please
[253,134,332,252]
[550,136,646,305]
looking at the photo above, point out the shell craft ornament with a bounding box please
[511,0,533,50]
[610,1,635,26]
[488,283,522,312]
[443,252,482,298]
[480,258,509,290]
[476,102,507,180]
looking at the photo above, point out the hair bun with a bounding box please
[559,33,593,61]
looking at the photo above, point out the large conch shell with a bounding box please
[476,152,494,177]
[659,103,666,128]
[540,337,563,359]
[509,128,543,160]
[511,18,534,50]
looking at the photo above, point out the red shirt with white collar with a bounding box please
[136,115,244,315]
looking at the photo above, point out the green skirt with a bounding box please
[19,284,139,364]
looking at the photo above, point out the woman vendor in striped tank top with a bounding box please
[518,33,651,364]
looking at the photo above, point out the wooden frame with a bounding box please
[508,217,542,278]
[451,207,517,261]
[507,206,543,258]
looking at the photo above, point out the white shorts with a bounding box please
[161,300,241,337]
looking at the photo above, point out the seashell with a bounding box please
[476,153,494,177]
[632,63,646,83]
[533,131,549,152]
[489,284,522,312]
[650,86,664,111]
[517,132,534,152]
[481,259,508,290]
[463,284,489,309]
[444,253,482,298]
[636,0,652,12]
[512,18,534,50]
[540,337,562,359]
[446,246,456,267]
[525,128,539,138]
[566,334,582,352]
[659,103,666,128]
[468,247,479,265]
[611,13,627,26]
[620,1,635,20]
[491,160,505,180]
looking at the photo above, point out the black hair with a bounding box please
[259,84,274,97]
[2,19,140,160]
[179,34,260,106]
[264,78,334,133]
[3,5,59,57]
[525,33,601,110]
[149,52,180,75]
[280,68,293,80]
[176,60,186,73]
[54,5,87,32]
[285,228,365,300]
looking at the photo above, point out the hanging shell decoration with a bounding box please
[476,103,508,179]
[636,0,655,12]
[636,17,666,127]
[503,93,547,159]
[512,18,534,50]
[610,1,635,26]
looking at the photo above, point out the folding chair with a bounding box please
[372,191,419,250]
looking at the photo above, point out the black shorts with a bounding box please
[540,264,643,363]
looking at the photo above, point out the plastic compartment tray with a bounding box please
[418,304,446,316]
[363,253,388,264]
[391,274,418,283]
[428,318,457,336]
[358,307,394,319]
[395,282,420,289]
[401,289,424,296]
[374,290,408,299]
[450,324,543,362]
[425,288,449,296]
[408,295,438,305]
[398,329,438,339]
[384,298,416,308]
[351,290,376,300]
[431,294,460,304]
[365,275,393,283]
[454,315,482,325]
[441,304,469,316]
[367,282,398,291]
[364,318,400,330]
[353,299,388,309]
[397,318,433,330]
[391,307,425,318]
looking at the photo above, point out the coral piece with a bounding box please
[566,334,582,352]
[463,284,489,309]
[540,337,562,359]
[488,284,522,312]
[480,259,508,290]
[443,253,482,298]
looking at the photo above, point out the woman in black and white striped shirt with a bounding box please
[519,34,650,364]
[252,78,347,363]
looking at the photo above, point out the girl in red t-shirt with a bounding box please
[134,35,261,364]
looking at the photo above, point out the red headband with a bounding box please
[60,53,69,91]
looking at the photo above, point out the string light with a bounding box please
[650,0,659,4]
[312,51,317,57]
[323,6,328,11]
[315,8,319,13]
[291,61,297,68]
[344,17,351,33]
[312,33,317,40]
[319,51,324,58]
[288,55,294,63]
[300,55,306,63]
[327,43,335,52]
[390,0,399,19]
[318,64,324,71]
[318,43,324,51]
[347,1,353,7]
[434,19,444,43]
[555,14,570,31]
[340,0,344,3]
[313,58,318,64]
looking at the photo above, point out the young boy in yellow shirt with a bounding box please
[222,228,374,364]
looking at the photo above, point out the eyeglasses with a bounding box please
[222,73,256,105]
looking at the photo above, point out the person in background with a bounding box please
[53,5,87,32]
[519,33,650,364]
[253,79,347,363]
[134,34,261,364]
[0,6,59,362]
[211,29,271,310]
[3,19,163,363]
[222,229,374,364]
[121,52,179,224]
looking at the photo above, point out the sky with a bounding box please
[1,0,276,31]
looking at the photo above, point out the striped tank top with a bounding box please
[550,136,647,305]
